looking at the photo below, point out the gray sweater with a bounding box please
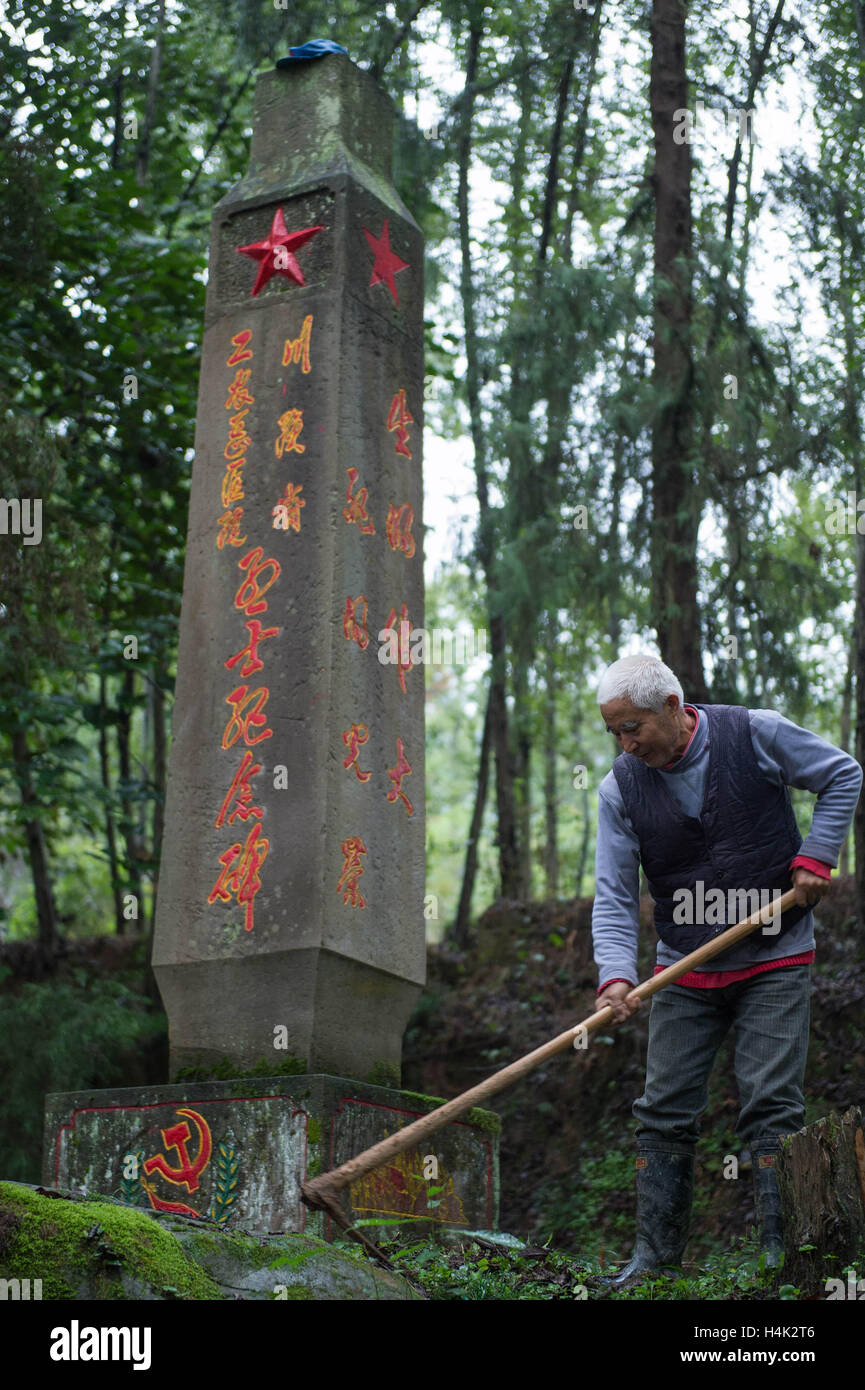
[592,706,863,990]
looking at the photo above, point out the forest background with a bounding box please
[1,0,864,1295]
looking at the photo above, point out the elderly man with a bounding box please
[592,653,862,1285]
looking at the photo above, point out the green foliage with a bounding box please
[352,1234,596,1300]
[0,975,165,1183]
[342,1229,799,1301]
[172,1055,307,1083]
[368,1059,401,1089]
[0,0,860,938]
[537,1148,635,1262]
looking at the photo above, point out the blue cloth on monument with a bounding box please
[276,41,349,67]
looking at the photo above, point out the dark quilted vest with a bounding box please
[612,704,808,957]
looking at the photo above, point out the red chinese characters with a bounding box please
[385,502,414,558]
[343,468,375,534]
[209,524,282,931]
[225,618,279,679]
[274,408,305,457]
[282,314,314,374]
[224,412,253,467]
[272,482,305,533]
[208,823,270,933]
[235,547,281,616]
[272,317,313,535]
[216,749,263,829]
[222,683,273,750]
[217,331,255,547]
[216,506,247,550]
[386,389,414,457]
[382,604,414,694]
[225,369,254,411]
[221,468,244,507]
[343,594,370,650]
[337,835,368,908]
[386,737,413,816]
[343,723,372,782]
[226,330,253,366]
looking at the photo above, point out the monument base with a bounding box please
[43,1075,499,1240]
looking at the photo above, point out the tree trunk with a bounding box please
[150,666,167,920]
[11,726,60,960]
[840,636,853,876]
[116,667,142,931]
[650,0,707,700]
[573,688,590,897]
[506,18,582,900]
[543,621,559,899]
[576,786,590,900]
[457,12,521,897]
[136,0,167,186]
[143,667,168,1005]
[99,672,125,934]
[853,533,865,922]
[777,1107,865,1294]
[111,72,124,170]
[512,658,532,900]
[452,684,493,948]
[838,225,865,924]
[605,337,635,652]
[563,0,605,263]
[503,50,537,903]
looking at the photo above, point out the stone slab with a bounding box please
[43,1075,499,1239]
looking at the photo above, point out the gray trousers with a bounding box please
[632,964,811,1153]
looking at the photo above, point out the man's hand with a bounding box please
[791,866,831,909]
[597,981,642,1026]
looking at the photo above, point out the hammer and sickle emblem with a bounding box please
[143,1107,213,1193]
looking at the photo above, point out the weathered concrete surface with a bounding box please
[0,1183,421,1300]
[43,1074,499,1239]
[152,53,425,1079]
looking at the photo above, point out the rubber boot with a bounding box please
[751,1140,785,1268]
[606,1149,694,1288]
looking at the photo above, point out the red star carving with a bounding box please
[362,218,410,306]
[235,208,324,297]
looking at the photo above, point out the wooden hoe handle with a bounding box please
[302,888,798,1218]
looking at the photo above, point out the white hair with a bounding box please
[597,654,684,712]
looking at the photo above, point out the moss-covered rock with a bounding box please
[0,1182,422,1301]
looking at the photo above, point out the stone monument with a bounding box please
[153,51,426,1080]
[43,51,498,1241]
